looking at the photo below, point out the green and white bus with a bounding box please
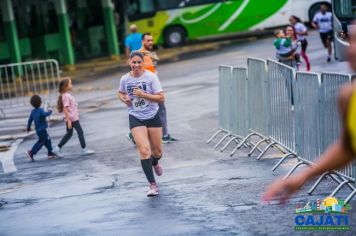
[332,0,356,61]
[115,0,331,47]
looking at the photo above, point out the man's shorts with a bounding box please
[320,30,333,47]
[129,112,162,130]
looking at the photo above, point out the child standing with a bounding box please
[25,95,59,161]
[52,77,94,157]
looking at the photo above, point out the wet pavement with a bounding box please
[0,31,355,235]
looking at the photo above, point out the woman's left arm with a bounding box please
[133,88,165,103]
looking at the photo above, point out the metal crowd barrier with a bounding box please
[307,72,355,203]
[0,59,60,117]
[207,66,234,147]
[220,67,250,153]
[281,72,321,179]
[231,58,270,157]
[253,60,297,164]
[208,57,356,203]
[294,72,321,163]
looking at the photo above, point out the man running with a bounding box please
[263,23,356,203]
[127,33,177,144]
[312,4,333,62]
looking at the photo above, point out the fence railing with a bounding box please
[0,59,60,117]
[207,58,355,203]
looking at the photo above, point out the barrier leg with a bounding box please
[230,138,247,157]
[329,173,344,184]
[220,136,240,152]
[256,141,277,160]
[244,141,254,149]
[245,140,262,152]
[272,153,296,171]
[345,189,356,204]
[248,138,269,157]
[346,182,356,191]
[330,179,350,197]
[233,132,255,150]
[214,133,231,149]
[206,130,224,144]
[283,161,308,180]
[273,145,288,155]
[308,172,331,195]
[233,138,241,144]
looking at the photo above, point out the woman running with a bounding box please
[285,25,302,70]
[118,51,165,197]
[289,15,311,71]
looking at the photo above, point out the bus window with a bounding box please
[127,0,155,15]
[127,0,155,21]
[156,0,181,10]
[334,0,356,18]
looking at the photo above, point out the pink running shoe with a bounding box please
[153,164,163,176]
[147,182,159,197]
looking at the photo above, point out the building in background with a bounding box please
[0,0,120,69]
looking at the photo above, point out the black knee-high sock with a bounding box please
[141,159,155,183]
[151,155,162,166]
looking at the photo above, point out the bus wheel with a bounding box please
[164,27,186,47]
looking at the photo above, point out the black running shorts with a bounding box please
[320,30,333,47]
[129,112,162,130]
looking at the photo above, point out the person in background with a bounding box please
[53,78,95,157]
[274,29,295,65]
[140,33,178,143]
[285,25,302,70]
[25,95,58,161]
[312,4,333,63]
[289,15,311,71]
[125,24,142,58]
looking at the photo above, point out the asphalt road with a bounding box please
[0,31,355,235]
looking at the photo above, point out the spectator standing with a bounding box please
[125,24,142,58]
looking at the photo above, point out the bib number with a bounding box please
[133,98,149,111]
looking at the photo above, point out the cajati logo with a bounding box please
[294,197,352,231]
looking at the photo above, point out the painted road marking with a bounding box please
[0,139,20,173]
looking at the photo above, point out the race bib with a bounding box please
[133,97,149,111]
